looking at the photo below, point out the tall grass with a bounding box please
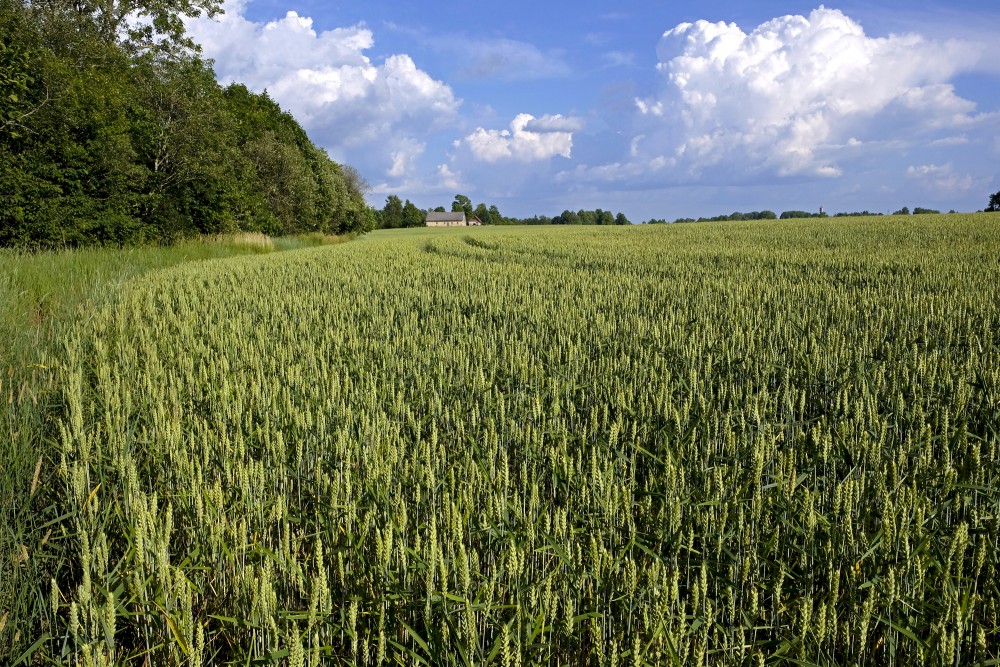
[0,232,348,663]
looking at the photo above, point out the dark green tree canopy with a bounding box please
[401,199,424,228]
[452,194,473,219]
[1,0,372,247]
[987,191,1000,212]
[381,195,403,229]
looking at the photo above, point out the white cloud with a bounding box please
[456,39,571,81]
[462,114,578,163]
[386,139,425,179]
[906,164,950,178]
[631,7,988,179]
[929,135,970,147]
[186,1,459,170]
[438,164,463,190]
[603,51,637,68]
[905,163,984,194]
[525,115,586,133]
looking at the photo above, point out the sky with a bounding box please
[186,1,1000,221]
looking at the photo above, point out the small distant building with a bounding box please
[424,212,486,227]
[426,211,467,227]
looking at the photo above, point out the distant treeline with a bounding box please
[652,211,779,224]
[645,207,953,224]
[1,0,373,248]
[374,193,968,231]
[375,194,631,228]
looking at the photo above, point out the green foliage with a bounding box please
[781,210,827,219]
[29,0,223,54]
[0,2,371,248]
[675,210,778,223]
[893,206,911,216]
[6,214,1000,665]
[473,201,489,223]
[551,208,629,225]
[380,194,404,228]
[376,195,425,229]
[402,199,425,228]
[986,191,1000,213]
[0,12,33,136]
[452,193,474,219]
[833,210,884,218]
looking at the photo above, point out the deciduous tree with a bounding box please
[402,199,424,228]
[987,191,1000,212]
[381,195,403,229]
[452,194,473,220]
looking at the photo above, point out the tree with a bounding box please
[554,210,578,225]
[595,209,615,225]
[131,54,246,238]
[473,202,488,223]
[487,205,503,225]
[452,194,473,219]
[381,195,403,229]
[27,0,223,54]
[615,212,630,225]
[0,11,42,138]
[987,192,1000,212]
[1,0,373,247]
[893,206,910,215]
[402,199,424,228]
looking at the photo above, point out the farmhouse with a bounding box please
[425,211,484,227]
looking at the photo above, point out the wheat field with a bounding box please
[8,216,999,665]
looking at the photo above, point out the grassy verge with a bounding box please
[0,231,347,661]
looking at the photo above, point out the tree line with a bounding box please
[1,0,373,248]
[644,204,993,224]
[372,190,999,232]
[374,194,631,228]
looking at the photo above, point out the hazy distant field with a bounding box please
[4,215,999,665]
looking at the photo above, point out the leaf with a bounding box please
[154,602,189,656]
[82,483,101,510]
[387,639,430,666]
[400,619,431,658]
[877,617,925,648]
[10,633,50,666]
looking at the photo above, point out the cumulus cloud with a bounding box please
[525,115,586,133]
[386,139,425,179]
[631,7,988,179]
[186,1,459,168]
[462,114,579,162]
[905,163,984,194]
[438,164,463,191]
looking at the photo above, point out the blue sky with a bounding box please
[187,1,1000,221]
